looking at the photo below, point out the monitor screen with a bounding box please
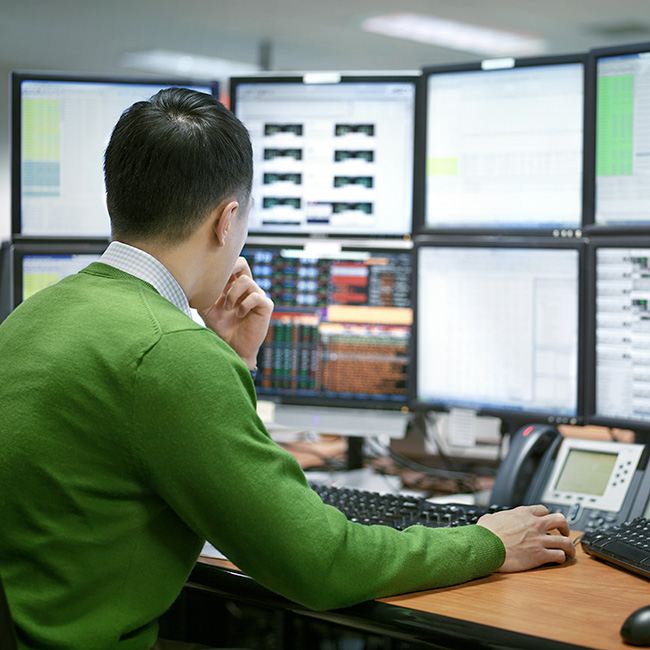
[589,240,650,430]
[11,72,218,239]
[242,241,412,409]
[231,76,417,238]
[592,45,650,229]
[12,244,107,307]
[413,242,582,422]
[553,448,617,496]
[420,56,585,233]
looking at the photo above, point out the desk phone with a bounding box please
[491,425,650,532]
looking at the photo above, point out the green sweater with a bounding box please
[0,263,505,650]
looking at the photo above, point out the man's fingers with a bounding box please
[544,531,576,559]
[523,504,571,537]
[224,275,261,311]
[221,258,253,303]
[230,256,252,278]
[234,291,273,318]
[541,512,572,537]
[542,548,571,565]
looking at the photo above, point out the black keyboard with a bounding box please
[310,483,506,530]
[581,517,650,581]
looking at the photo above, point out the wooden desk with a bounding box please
[379,535,649,649]
[194,534,649,650]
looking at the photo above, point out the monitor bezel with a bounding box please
[583,41,650,234]
[229,73,421,241]
[10,70,219,241]
[585,235,650,435]
[410,236,586,425]
[241,237,414,412]
[415,52,590,238]
[11,240,109,308]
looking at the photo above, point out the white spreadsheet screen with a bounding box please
[595,248,650,421]
[425,63,584,229]
[416,246,580,415]
[234,81,416,236]
[595,52,650,226]
[19,79,213,237]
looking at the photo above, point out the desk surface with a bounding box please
[196,533,650,650]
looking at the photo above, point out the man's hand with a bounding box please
[477,504,576,572]
[199,257,274,369]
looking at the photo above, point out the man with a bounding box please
[0,88,575,650]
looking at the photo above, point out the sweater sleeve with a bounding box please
[130,329,505,611]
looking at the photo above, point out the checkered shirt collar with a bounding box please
[99,241,192,318]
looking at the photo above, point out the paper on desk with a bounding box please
[201,541,227,560]
[256,400,276,424]
[306,467,408,494]
[448,408,477,447]
[426,493,476,505]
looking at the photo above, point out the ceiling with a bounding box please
[3,0,650,81]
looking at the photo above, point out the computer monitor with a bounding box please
[412,240,584,425]
[241,238,413,438]
[587,42,650,231]
[11,243,107,308]
[230,74,418,238]
[0,242,11,324]
[418,54,586,235]
[586,237,650,438]
[11,71,218,240]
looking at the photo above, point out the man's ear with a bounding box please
[213,200,239,246]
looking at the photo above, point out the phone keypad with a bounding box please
[544,503,618,532]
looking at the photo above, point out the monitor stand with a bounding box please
[260,403,410,471]
[266,403,409,440]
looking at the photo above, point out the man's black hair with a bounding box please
[104,87,253,244]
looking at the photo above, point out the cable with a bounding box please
[280,440,347,472]
[364,437,483,494]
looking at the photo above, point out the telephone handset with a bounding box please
[490,424,562,509]
[490,424,650,532]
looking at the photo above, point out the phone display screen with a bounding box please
[554,449,618,496]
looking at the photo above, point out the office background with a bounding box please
[3,0,650,244]
[5,6,650,647]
